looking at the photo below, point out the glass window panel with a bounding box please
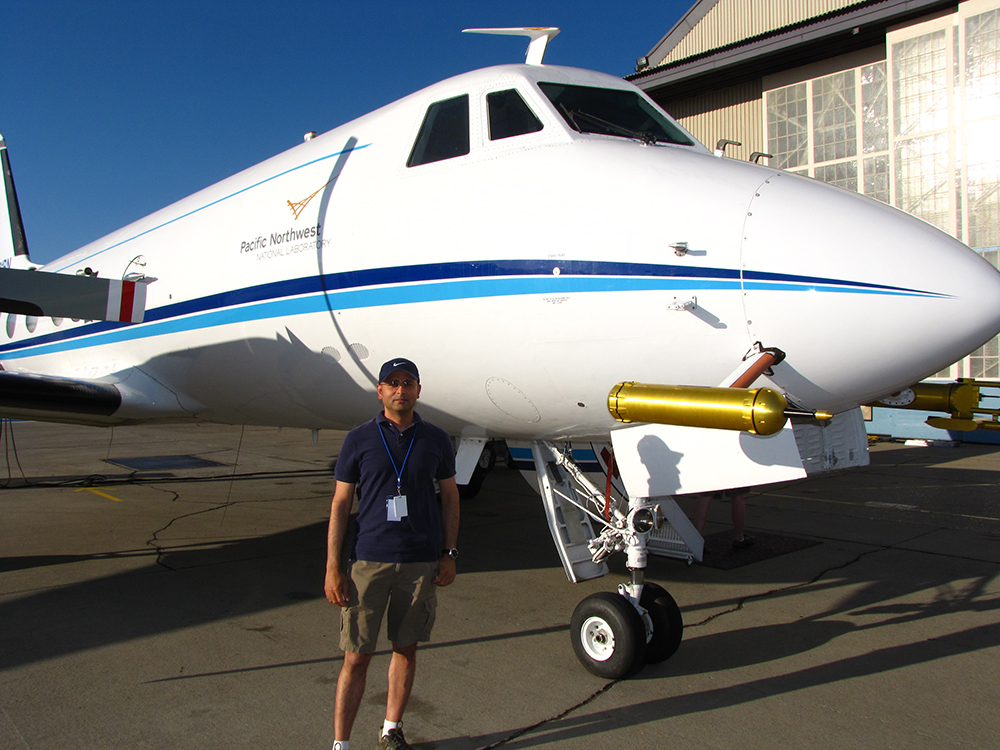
[813,71,857,164]
[407,95,470,167]
[487,89,543,141]
[815,160,858,192]
[894,132,951,233]
[864,156,890,203]
[861,62,888,153]
[966,121,1000,248]
[538,83,693,145]
[966,10,1000,121]
[767,83,808,169]
[892,30,949,136]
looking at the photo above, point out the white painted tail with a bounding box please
[0,134,34,270]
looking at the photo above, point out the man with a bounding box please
[325,358,459,750]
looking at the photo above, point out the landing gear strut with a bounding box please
[532,441,686,678]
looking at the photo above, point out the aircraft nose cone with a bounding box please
[741,172,1000,410]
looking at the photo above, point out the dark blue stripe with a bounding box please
[741,269,925,294]
[0,260,936,356]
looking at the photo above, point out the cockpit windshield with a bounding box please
[538,82,693,146]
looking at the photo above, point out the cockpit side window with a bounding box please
[487,89,543,140]
[407,94,470,167]
[538,82,693,146]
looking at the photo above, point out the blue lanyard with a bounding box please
[379,422,418,494]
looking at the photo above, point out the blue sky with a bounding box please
[2,1,692,265]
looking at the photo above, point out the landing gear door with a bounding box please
[610,422,807,498]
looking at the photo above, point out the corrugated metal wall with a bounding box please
[662,81,765,163]
[656,0,865,65]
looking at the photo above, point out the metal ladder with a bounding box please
[531,441,608,582]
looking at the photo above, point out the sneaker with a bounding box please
[732,535,756,550]
[378,727,412,750]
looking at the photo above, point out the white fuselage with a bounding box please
[3,64,999,440]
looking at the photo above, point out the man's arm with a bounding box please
[434,476,460,587]
[325,480,356,606]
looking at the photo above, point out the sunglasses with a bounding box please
[381,379,418,389]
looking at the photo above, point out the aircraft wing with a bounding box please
[0,370,122,424]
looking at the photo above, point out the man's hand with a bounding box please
[434,555,456,587]
[325,480,355,606]
[436,475,459,588]
[325,566,349,606]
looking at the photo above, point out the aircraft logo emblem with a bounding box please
[287,175,339,219]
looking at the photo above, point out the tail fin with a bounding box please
[0,133,34,270]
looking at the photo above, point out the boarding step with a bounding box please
[530,441,608,583]
[645,497,703,563]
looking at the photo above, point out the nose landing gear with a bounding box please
[532,441,687,678]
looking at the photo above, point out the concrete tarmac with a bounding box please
[1,421,999,749]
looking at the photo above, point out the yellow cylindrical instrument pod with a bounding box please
[607,382,789,436]
[870,381,980,417]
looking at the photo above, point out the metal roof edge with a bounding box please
[628,0,953,86]
[643,0,723,65]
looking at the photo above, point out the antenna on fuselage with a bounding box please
[462,27,561,65]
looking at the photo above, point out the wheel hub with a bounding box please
[580,616,615,661]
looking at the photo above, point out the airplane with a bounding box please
[3,27,1000,679]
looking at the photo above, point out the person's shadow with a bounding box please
[634,433,683,496]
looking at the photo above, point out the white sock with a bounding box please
[382,719,401,737]
[333,742,348,750]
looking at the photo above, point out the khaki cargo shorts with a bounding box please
[340,560,438,653]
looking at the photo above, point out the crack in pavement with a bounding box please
[477,680,619,749]
[479,528,952,748]
[144,486,239,572]
[689,545,885,628]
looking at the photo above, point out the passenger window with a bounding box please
[407,95,470,167]
[487,89,543,140]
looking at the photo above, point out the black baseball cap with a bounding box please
[379,358,420,383]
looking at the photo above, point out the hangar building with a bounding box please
[630,0,1000,437]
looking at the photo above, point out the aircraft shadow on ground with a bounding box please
[3,454,1000,729]
[430,620,1000,750]
[0,467,560,671]
[428,570,1000,750]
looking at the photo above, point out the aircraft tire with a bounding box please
[639,582,683,663]
[570,592,647,679]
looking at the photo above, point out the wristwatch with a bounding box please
[441,548,459,559]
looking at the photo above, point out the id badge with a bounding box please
[387,494,408,522]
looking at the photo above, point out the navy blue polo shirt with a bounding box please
[335,411,456,563]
